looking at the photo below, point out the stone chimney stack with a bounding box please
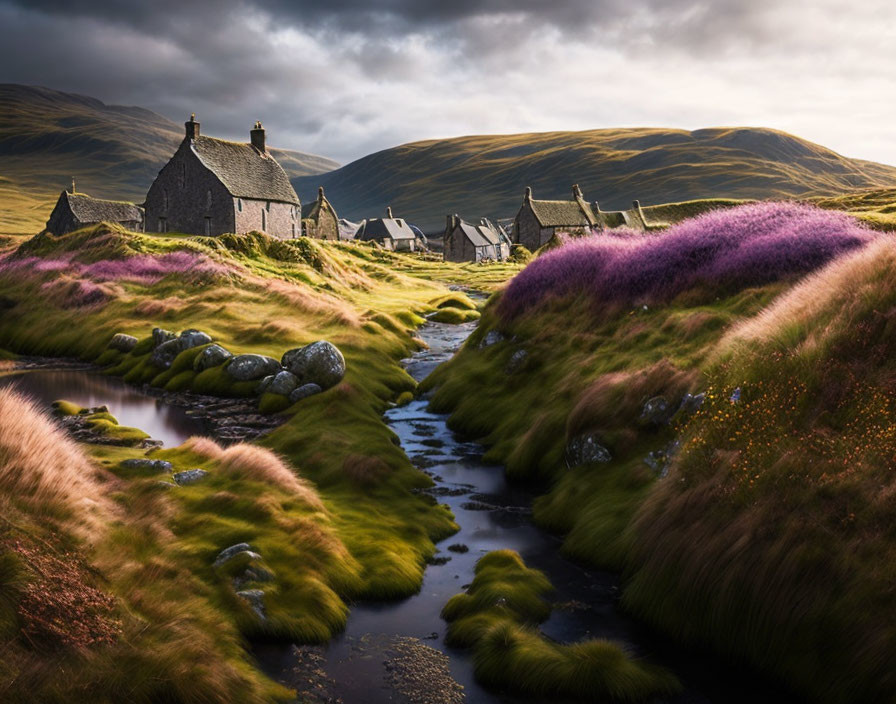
[318,186,325,202]
[572,184,583,199]
[185,113,200,139]
[386,206,393,218]
[446,214,457,232]
[524,186,532,202]
[251,121,266,152]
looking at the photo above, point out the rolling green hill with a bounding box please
[0,84,339,234]
[292,127,896,231]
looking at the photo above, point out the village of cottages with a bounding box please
[45,114,652,260]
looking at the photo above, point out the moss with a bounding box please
[429,307,480,325]
[51,399,82,416]
[442,551,680,701]
[258,393,289,415]
[192,365,257,398]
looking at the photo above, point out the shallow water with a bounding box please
[256,322,797,703]
[0,368,206,447]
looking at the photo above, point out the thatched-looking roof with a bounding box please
[191,136,300,205]
[525,186,596,227]
[63,191,143,223]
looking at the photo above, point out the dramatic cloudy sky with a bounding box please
[0,0,893,164]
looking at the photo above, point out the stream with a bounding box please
[1,325,794,703]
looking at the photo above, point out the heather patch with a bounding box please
[500,202,876,319]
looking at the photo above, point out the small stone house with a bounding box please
[45,188,144,235]
[354,207,424,252]
[512,184,647,251]
[443,215,510,262]
[144,115,301,238]
[301,186,339,240]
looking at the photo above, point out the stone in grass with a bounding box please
[289,383,322,404]
[120,458,172,473]
[173,468,209,485]
[214,543,255,567]
[640,396,674,427]
[178,329,212,349]
[281,341,345,390]
[479,330,505,349]
[108,333,138,353]
[565,433,612,468]
[194,344,233,372]
[447,544,469,553]
[152,327,177,348]
[256,374,276,394]
[267,370,299,396]
[504,348,528,374]
[226,354,282,381]
[150,338,183,369]
[236,589,266,620]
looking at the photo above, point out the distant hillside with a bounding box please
[0,84,338,233]
[292,127,896,231]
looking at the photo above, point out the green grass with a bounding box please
[442,550,680,701]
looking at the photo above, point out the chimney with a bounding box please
[632,199,642,209]
[185,113,200,139]
[318,186,325,202]
[251,121,266,152]
[446,214,459,232]
[592,200,601,214]
[524,186,532,202]
[572,184,583,199]
[386,206,393,218]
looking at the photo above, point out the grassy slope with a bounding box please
[0,224,512,701]
[293,126,896,230]
[0,84,339,234]
[422,239,896,701]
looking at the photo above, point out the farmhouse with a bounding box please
[45,187,144,235]
[512,185,647,250]
[302,186,339,240]
[354,207,425,252]
[144,115,301,238]
[443,215,511,262]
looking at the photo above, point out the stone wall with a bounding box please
[234,199,299,239]
[513,204,549,251]
[145,142,235,236]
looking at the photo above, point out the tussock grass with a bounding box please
[0,388,115,537]
[443,551,680,701]
[216,443,325,510]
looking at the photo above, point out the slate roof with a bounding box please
[191,136,300,205]
[64,192,143,223]
[302,187,336,220]
[454,218,505,248]
[355,217,418,242]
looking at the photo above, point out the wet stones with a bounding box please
[108,333,137,352]
[281,341,345,390]
[172,468,209,485]
[267,370,299,396]
[289,383,322,404]
[152,327,177,347]
[236,589,266,620]
[150,329,214,369]
[479,329,505,349]
[193,344,232,372]
[640,396,674,427]
[120,458,172,473]
[225,354,281,381]
[565,433,612,467]
[214,543,254,567]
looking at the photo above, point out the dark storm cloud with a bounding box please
[0,0,891,165]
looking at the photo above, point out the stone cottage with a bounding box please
[302,186,339,240]
[144,115,301,238]
[443,215,511,262]
[354,207,424,252]
[45,187,144,235]
[512,185,647,251]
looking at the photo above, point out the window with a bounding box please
[261,208,266,232]
[266,201,271,212]
[291,223,295,238]
[205,217,211,236]
[237,198,242,212]
[158,218,167,233]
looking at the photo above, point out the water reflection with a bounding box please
[0,369,206,447]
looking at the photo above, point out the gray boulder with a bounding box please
[267,370,299,396]
[236,589,266,620]
[281,341,345,390]
[152,327,176,348]
[194,344,233,372]
[289,383,322,404]
[479,330,505,349]
[173,468,209,485]
[150,338,183,369]
[256,374,276,394]
[109,333,138,353]
[226,354,282,381]
[120,458,172,473]
[504,348,528,374]
[677,392,705,418]
[214,542,254,567]
[179,329,213,349]
[565,433,612,468]
[640,396,674,426]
